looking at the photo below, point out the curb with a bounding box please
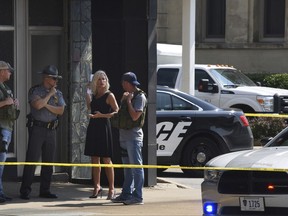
[156,177,191,189]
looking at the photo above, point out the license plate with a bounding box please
[240,197,265,211]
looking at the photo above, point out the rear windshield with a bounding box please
[157,68,179,88]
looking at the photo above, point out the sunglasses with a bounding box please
[47,76,58,81]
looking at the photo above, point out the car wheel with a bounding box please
[181,137,220,177]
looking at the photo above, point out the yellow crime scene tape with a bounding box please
[1,113,287,172]
[245,113,288,118]
[0,162,288,173]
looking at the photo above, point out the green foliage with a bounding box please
[263,74,288,89]
[246,73,288,144]
[246,73,288,89]
[248,117,286,140]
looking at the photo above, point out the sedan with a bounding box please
[156,86,253,176]
[202,126,288,216]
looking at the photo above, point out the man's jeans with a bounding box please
[120,140,144,200]
[0,129,12,196]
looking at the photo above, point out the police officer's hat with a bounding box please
[39,65,62,79]
[0,61,14,73]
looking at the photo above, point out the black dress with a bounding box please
[84,92,113,157]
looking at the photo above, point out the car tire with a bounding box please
[181,137,220,177]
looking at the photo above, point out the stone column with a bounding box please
[70,0,92,179]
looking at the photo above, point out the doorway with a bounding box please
[31,34,62,86]
[29,32,66,173]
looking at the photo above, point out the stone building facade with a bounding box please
[157,0,288,74]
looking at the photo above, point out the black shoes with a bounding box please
[20,194,30,200]
[0,194,12,202]
[39,193,58,199]
[2,195,12,201]
[89,187,103,199]
[20,192,57,200]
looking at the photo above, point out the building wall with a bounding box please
[157,0,182,43]
[157,0,288,74]
[196,49,288,74]
[70,0,92,180]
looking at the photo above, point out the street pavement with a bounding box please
[0,177,203,216]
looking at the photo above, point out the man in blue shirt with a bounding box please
[112,72,147,205]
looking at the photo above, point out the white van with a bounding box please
[157,63,288,113]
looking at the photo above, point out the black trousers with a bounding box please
[20,126,56,195]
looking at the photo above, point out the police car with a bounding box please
[201,127,288,215]
[156,86,253,176]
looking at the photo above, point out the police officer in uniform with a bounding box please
[20,65,66,200]
[0,61,19,203]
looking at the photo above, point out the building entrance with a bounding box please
[0,0,68,178]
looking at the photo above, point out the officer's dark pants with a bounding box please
[20,126,56,196]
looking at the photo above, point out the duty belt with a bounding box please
[32,119,59,130]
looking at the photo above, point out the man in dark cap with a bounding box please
[0,61,19,203]
[20,65,65,200]
[112,72,147,205]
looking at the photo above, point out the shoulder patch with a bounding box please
[28,84,40,95]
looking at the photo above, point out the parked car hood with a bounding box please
[205,147,288,169]
[228,86,288,95]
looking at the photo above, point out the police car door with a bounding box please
[156,90,196,157]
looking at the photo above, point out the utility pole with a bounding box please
[182,0,196,95]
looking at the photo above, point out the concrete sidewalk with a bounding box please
[0,178,202,216]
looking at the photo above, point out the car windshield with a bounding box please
[267,127,288,147]
[209,68,257,88]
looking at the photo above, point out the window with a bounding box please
[171,95,199,110]
[157,68,179,88]
[0,31,14,64]
[157,92,199,111]
[0,31,14,94]
[0,0,14,25]
[206,0,226,38]
[157,92,172,110]
[263,0,285,38]
[29,0,63,26]
[195,69,215,90]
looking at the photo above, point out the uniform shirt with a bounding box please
[29,84,66,122]
[0,83,14,130]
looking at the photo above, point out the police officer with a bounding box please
[20,65,66,200]
[0,61,19,203]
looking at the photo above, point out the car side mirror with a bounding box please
[198,79,219,93]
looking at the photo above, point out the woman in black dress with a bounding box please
[85,70,119,199]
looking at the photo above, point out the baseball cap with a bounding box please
[122,72,140,86]
[39,65,62,79]
[0,61,14,73]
